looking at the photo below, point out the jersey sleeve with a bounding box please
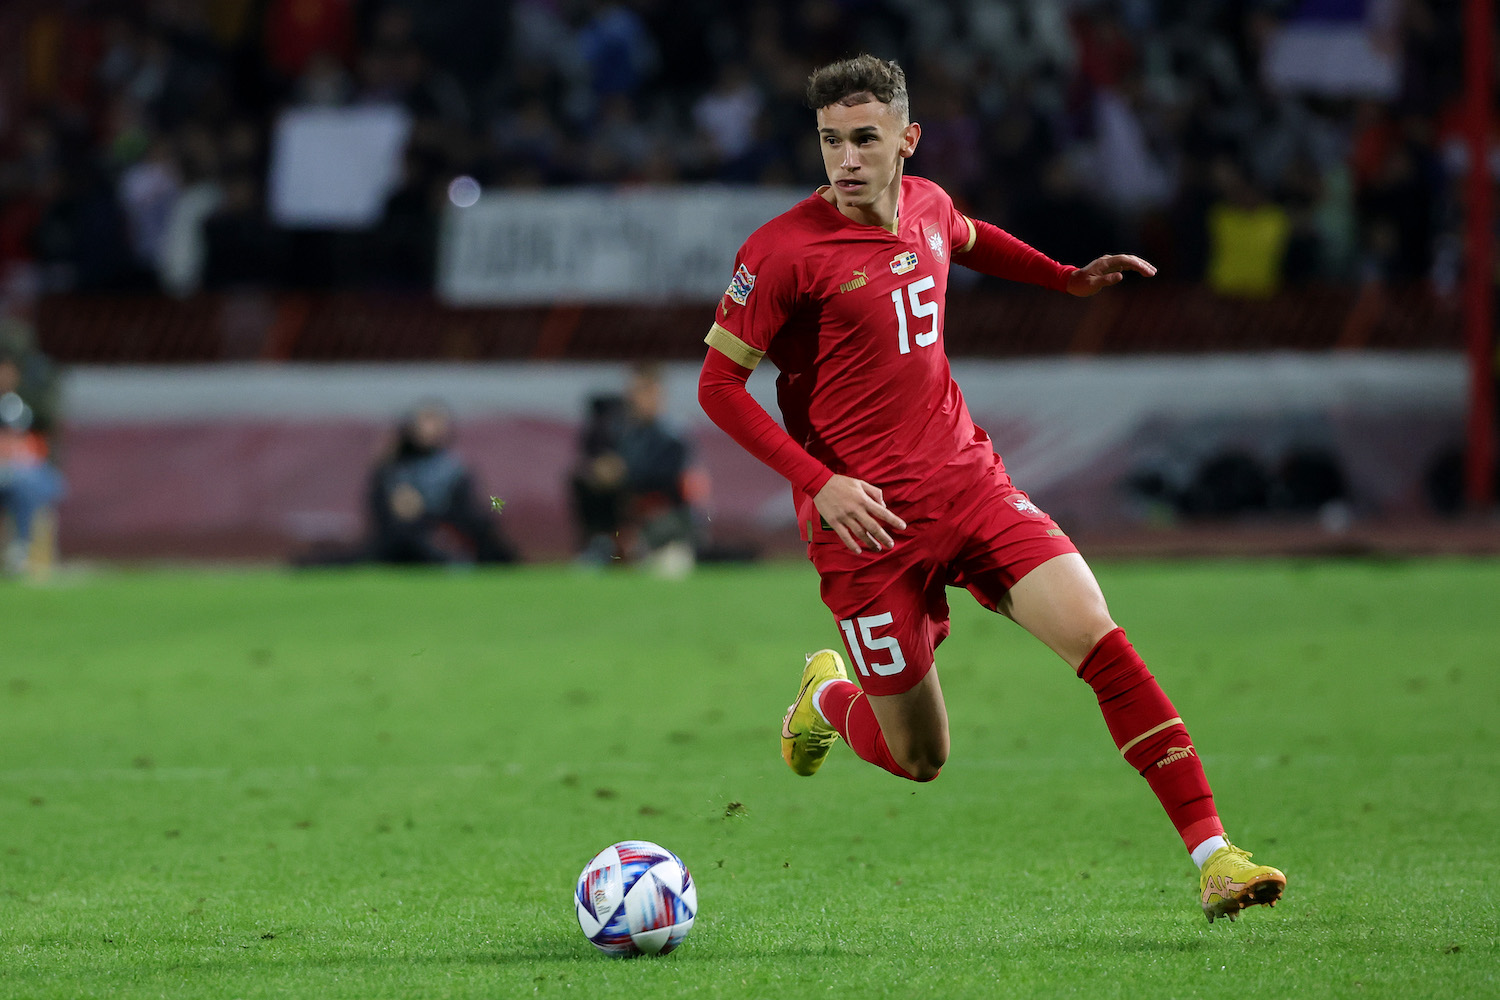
[697,349,833,497]
[950,195,978,257]
[955,217,1076,292]
[703,233,800,371]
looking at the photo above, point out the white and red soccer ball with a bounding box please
[574,840,697,956]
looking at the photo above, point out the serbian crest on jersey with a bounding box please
[726,263,756,305]
[923,223,946,260]
[1010,494,1045,517]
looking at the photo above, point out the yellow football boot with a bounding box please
[1200,843,1286,922]
[780,649,848,776]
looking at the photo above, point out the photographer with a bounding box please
[365,401,518,566]
[570,365,698,572]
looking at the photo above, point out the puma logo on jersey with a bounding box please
[890,251,918,275]
[839,269,869,293]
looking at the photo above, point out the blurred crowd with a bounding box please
[0,0,1480,301]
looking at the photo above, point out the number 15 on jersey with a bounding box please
[891,275,939,355]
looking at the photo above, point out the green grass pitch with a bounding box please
[2,558,1497,999]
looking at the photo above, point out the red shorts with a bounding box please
[806,470,1078,696]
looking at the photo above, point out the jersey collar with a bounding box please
[813,184,902,237]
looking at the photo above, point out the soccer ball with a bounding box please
[574,840,697,956]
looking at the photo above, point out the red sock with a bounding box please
[815,679,929,782]
[1077,628,1225,852]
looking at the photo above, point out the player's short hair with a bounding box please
[806,54,909,124]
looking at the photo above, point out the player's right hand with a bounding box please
[813,475,907,553]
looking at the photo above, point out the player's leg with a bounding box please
[998,553,1222,847]
[999,552,1285,920]
[790,657,947,781]
[783,543,951,781]
[841,668,949,780]
[1001,554,1219,831]
[949,483,1284,920]
[990,552,1112,666]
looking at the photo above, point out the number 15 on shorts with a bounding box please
[838,613,907,677]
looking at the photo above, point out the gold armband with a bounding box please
[704,323,765,370]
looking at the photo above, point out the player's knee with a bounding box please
[906,757,944,782]
[1066,617,1120,670]
[899,742,948,782]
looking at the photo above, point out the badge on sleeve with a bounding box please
[726,263,756,305]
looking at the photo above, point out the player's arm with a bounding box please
[697,339,905,553]
[954,217,1155,296]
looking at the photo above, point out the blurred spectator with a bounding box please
[570,364,698,574]
[0,315,60,436]
[367,400,515,565]
[908,64,983,204]
[571,391,628,562]
[0,330,64,576]
[290,50,355,107]
[1355,114,1439,283]
[362,142,440,289]
[358,5,470,127]
[117,133,181,273]
[264,0,354,82]
[1206,158,1292,298]
[1166,152,1215,282]
[1088,77,1175,216]
[201,170,279,289]
[33,154,139,292]
[585,94,662,184]
[157,124,224,296]
[574,1,658,108]
[692,63,765,175]
[301,401,517,567]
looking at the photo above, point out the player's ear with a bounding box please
[900,121,921,159]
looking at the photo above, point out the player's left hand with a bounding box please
[1065,254,1156,297]
[813,474,906,554]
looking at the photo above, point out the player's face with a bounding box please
[815,99,920,223]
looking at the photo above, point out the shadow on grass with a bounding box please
[491,941,868,964]
[1044,938,1217,955]
[114,941,860,979]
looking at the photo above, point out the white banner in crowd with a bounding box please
[437,187,805,305]
[269,105,413,229]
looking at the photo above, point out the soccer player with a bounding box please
[696,54,1285,923]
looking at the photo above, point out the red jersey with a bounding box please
[707,175,1000,521]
